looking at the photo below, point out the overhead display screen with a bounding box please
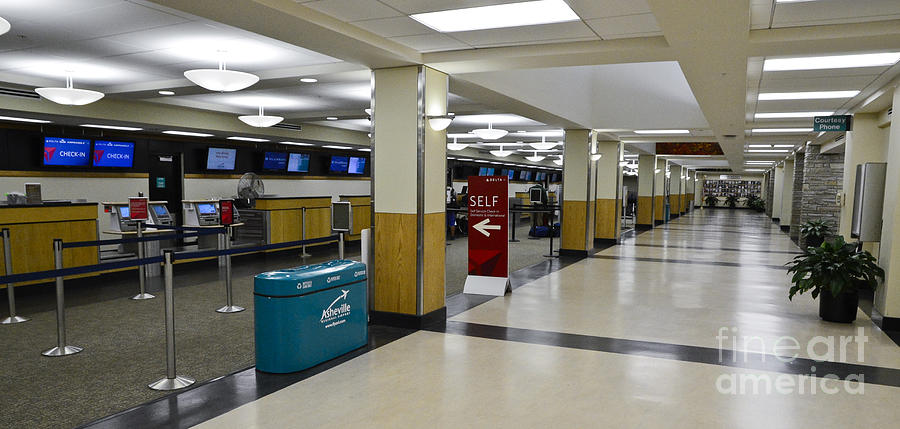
[348,157,366,174]
[263,152,287,171]
[287,153,310,172]
[43,137,91,166]
[92,140,134,168]
[206,147,237,170]
[519,170,527,180]
[508,170,515,180]
[329,156,349,173]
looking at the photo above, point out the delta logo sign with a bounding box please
[43,138,90,166]
[92,141,134,167]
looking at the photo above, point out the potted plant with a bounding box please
[800,220,830,248]
[786,236,884,323]
[725,194,739,208]
[704,194,718,207]
[746,195,765,212]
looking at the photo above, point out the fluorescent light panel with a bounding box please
[751,128,813,133]
[633,129,690,134]
[758,90,859,100]
[764,53,900,71]
[81,124,143,131]
[747,149,790,153]
[0,115,51,123]
[322,145,351,150]
[228,136,269,142]
[755,111,832,119]
[410,0,579,33]
[163,130,213,137]
[281,141,314,146]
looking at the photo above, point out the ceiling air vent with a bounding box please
[723,134,737,138]
[272,123,302,131]
[0,87,40,99]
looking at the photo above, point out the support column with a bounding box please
[654,158,666,225]
[765,171,775,217]
[684,169,694,213]
[875,85,900,328]
[789,153,805,241]
[594,139,623,244]
[839,113,890,240]
[560,129,594,255]
[636,154,656,229]
[772,164,784,221]
[799,142,844,246]
[780,159,794,231]
[371,65,447,327]
[668,164,682,218]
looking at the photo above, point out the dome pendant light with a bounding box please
[472,122,508,140]
[238,106,283,128]
[0,17,11,36]
[36,74,104,106]
[530,136,557,150]
[526,150,546,162]
[447,137,468,151]
[490,144,513,157]
[184,57,259,92]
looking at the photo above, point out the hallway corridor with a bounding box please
[138,211,900,428]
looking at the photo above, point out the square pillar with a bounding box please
[371,65,447,326]
[654,158,667,224]
[668,164,682,218]
[594,139,623,244]
[636,154,656,229]
[560,129,594,255]
[789,153,805,241]
[772,164,784,221]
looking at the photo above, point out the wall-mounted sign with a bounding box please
[719,175,742,180]
[813,115,852,132]
[463,175,510,296]
[155,177,166,188]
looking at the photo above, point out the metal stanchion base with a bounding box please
[216,305,245,313]
[131,293,156,300]
[148,375,195,391]
[509,239,520,243]
[543,253,560,258]
[42,345,83,357]
[1,315,30,324]
[300,251,311,258]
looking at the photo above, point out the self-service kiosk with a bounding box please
[183,200,243,249]
[103,201,171,254]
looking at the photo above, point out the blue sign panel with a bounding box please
[329,156,349,173]
[92,140,135,167]
[263,152,287,171]
[43,137,90,166]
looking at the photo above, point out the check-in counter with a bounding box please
[339,195,372,241]
[0,202,99,286]
[244,196,334,249]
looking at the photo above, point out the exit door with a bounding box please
[148,153,184,230]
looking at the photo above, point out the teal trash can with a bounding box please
[254,260,368,373]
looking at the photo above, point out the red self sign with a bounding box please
[467,175,508,278]
[219,200,234,225]
[128,197,148,221]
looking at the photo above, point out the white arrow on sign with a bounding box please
[473,218,502,237]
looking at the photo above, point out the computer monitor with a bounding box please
[197,203,217,215]
[530,188,543,204]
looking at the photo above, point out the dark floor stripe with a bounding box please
[628,243,804,255]
[430,321,900,388]
[589,254,787,270]
[658,227,781,236]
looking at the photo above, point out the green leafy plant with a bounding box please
[746,195,765,212]
[725,194,739,208]
[704,194,718,207]
[800,220,830,240]
[786,236,884,300]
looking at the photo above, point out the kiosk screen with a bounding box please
[197,203,217,215]
[153,205,169,217]
[119,206,130,219]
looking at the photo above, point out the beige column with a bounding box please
[875,85,900,327]
[684,169,694,213]
[772,164,784,220]
[560,129,594,254]
[668,164,682,217]
[372,66,447,324]
[655,158,667,224]
[780,159,794,228]
[594,139,623,243]
[636,154,656,228]
[839,113,890,239]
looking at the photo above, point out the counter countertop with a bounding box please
[0,201,98,209]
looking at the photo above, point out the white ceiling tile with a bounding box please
[565,0,652,20]
[302,0,403,22]
[0,18,86,52]
[585,13,660,38]
[389,34,471,52]
[450,21,597,48]
[600,31,663,40]
[350,16,435,37]
[377,0,523,15]
[31,2,189,39]
[772,0,900,28]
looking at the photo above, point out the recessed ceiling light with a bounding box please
[758,90,859,101]
[163,130,214,137]
[299,78,318,83]
[634,129,690,134]
[410,0,579,33]
[326,116,338,121]
[764,53,900,71]
[751,128,813,133]
[323,145,351,150]
[0,115,51,124]
[81,124,143,131]
[158,90,175,96]
[227,136,269,142]
[281,141,315,146]
[755,111,833,119]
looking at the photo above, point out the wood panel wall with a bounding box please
[637,196,653,226]
[561,200,588,251]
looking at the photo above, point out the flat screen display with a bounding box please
[519,170,527,180]
[263,152,287,171]
[508,170,515,180]
[551,173,559,182]
[119,206,130,219]
[348,157,366,174]
[525,171,533,181]
[152,205,169,216]
[43,137,90,166]
[330,156,349,173]
[478,167,487,176]
[206,147,237,170]
[287,153,310,173]
[197,203,217,215]
[92,140,134,167]
[487,168,495,176]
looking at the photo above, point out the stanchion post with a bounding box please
[509,208,519,242]
[1,228,29,324]
[338,232,345,260]
[149,250,194,390]
[216,225,244,313]
[132,221,154,300]
[300,207,311,258]
[544,209,559,258]
[42,239,82,356]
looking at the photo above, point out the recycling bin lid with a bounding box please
[254,259,367,297]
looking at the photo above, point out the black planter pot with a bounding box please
[818,289,858,323]
[805,236,825,249]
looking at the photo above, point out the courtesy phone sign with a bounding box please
[466,176,508,278]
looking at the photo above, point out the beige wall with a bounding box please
[876,85,900,318]
[839,113,891,239]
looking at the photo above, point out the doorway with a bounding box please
[148,153,184,231]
